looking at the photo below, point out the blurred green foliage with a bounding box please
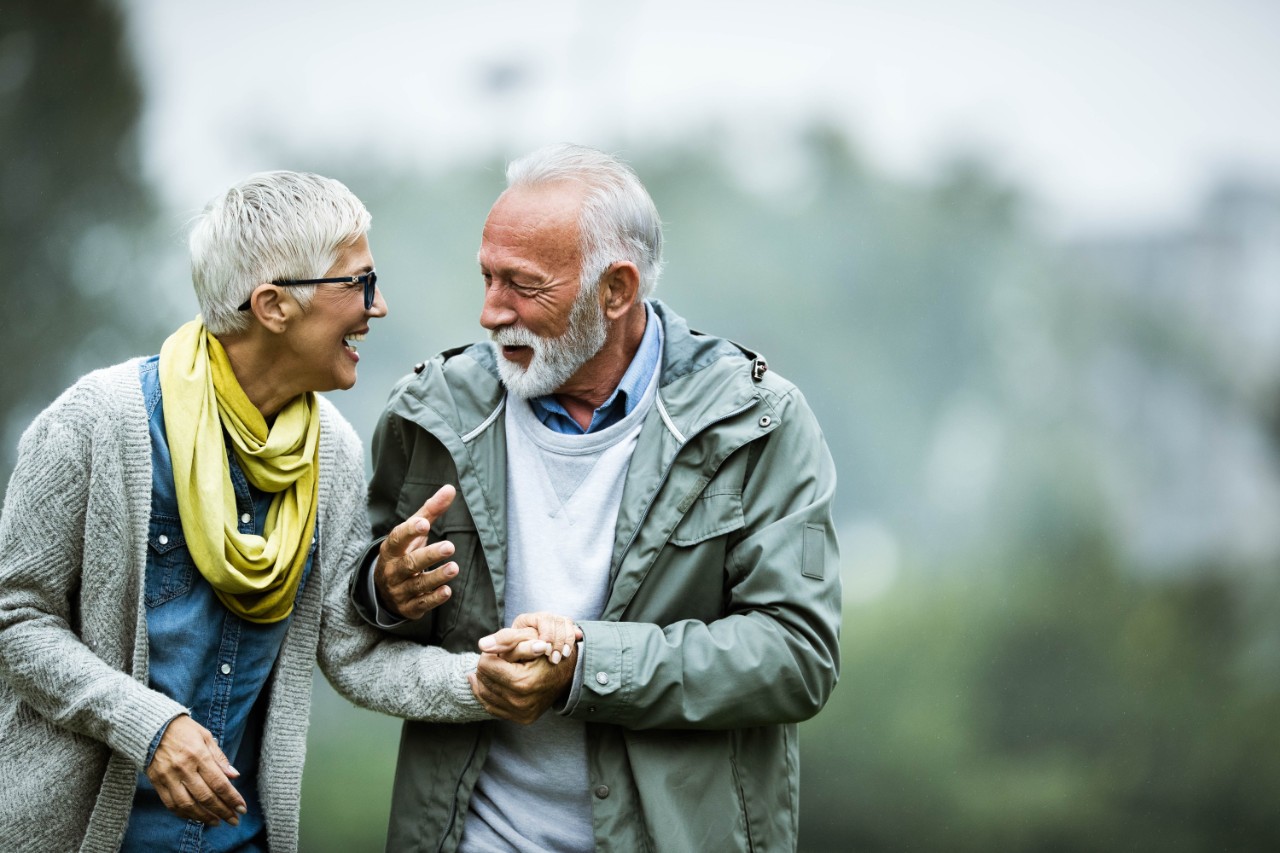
[0,0,167,465]
[802,550,1280,852]
[4,2,1279,851]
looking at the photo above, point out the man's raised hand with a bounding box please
[374,484,459,620]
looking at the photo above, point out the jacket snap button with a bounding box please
[220,663,231,675]
[595,672,609,685]
[758,415,771,427]
[158,534,169,545]
[240,512,251,524]
[594,785,610,799]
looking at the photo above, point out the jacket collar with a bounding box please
[647,300,765,445]
[387,299,768,448]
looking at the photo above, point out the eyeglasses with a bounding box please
[237,270,378,311]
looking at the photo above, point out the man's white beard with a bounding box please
[490,285,608,399]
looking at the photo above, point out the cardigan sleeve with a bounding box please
[313,407,488,723]
[0,380,188,767]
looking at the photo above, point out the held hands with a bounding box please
[375,484,459,620]
[479,611,582,664]
[146,715,246,827]
[468,612,583,725]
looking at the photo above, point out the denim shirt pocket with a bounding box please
[145,516,195,607]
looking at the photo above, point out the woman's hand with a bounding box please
[477,611,582,664]
[146,715,246,826]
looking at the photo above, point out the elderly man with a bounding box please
[356,144,841,852]
[0,171,501,853]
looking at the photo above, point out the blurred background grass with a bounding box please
[3,1,1279,850]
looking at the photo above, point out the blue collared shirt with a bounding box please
[123,356,313,853]
[528,302,662,434]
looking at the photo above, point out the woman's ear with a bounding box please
[247,285,291,333]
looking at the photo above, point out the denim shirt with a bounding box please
[123,356,314,853]
[527,301,663,434]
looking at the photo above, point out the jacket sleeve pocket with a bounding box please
[802,523,825,580]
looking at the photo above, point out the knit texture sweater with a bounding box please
[0,359,488,853]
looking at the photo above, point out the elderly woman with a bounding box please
[0,172,552,853]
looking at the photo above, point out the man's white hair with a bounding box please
[189,171,371,335]
[504,143,664,301]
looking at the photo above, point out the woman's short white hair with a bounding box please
[504,144,664,301]
[189,171,371,335]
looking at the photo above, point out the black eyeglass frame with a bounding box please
[237,270,378,311]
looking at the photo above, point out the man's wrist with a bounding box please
[556,641,587,715]
[354,538,408,628]
[367,559,407,627]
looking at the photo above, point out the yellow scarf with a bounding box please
[159,318,319,623]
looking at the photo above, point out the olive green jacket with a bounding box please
[361,301,841,852]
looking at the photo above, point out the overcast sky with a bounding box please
[122,0,1280,232]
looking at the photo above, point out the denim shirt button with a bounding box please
[158,534,169,545]
[220,663,231,675]
[240,512,251,524]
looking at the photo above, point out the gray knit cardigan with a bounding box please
[0,360,487,852]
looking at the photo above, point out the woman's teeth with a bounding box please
[344,332,366,351]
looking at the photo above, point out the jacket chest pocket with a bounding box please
[640,490,746,623]
[146,517,195,607]
[669,491,745,547]
[634,447,752,622]
[668,442,751,549]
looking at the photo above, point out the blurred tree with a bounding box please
[800,546,1280,852]
[0,0,163,478]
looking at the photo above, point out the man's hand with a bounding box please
[468,652,577,725]
[469,611,582,723]
[146,715,246,827]
[375,484,459,620]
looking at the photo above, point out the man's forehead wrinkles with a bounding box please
[479,253,549,285]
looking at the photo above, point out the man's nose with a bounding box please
[479,284,516,330]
